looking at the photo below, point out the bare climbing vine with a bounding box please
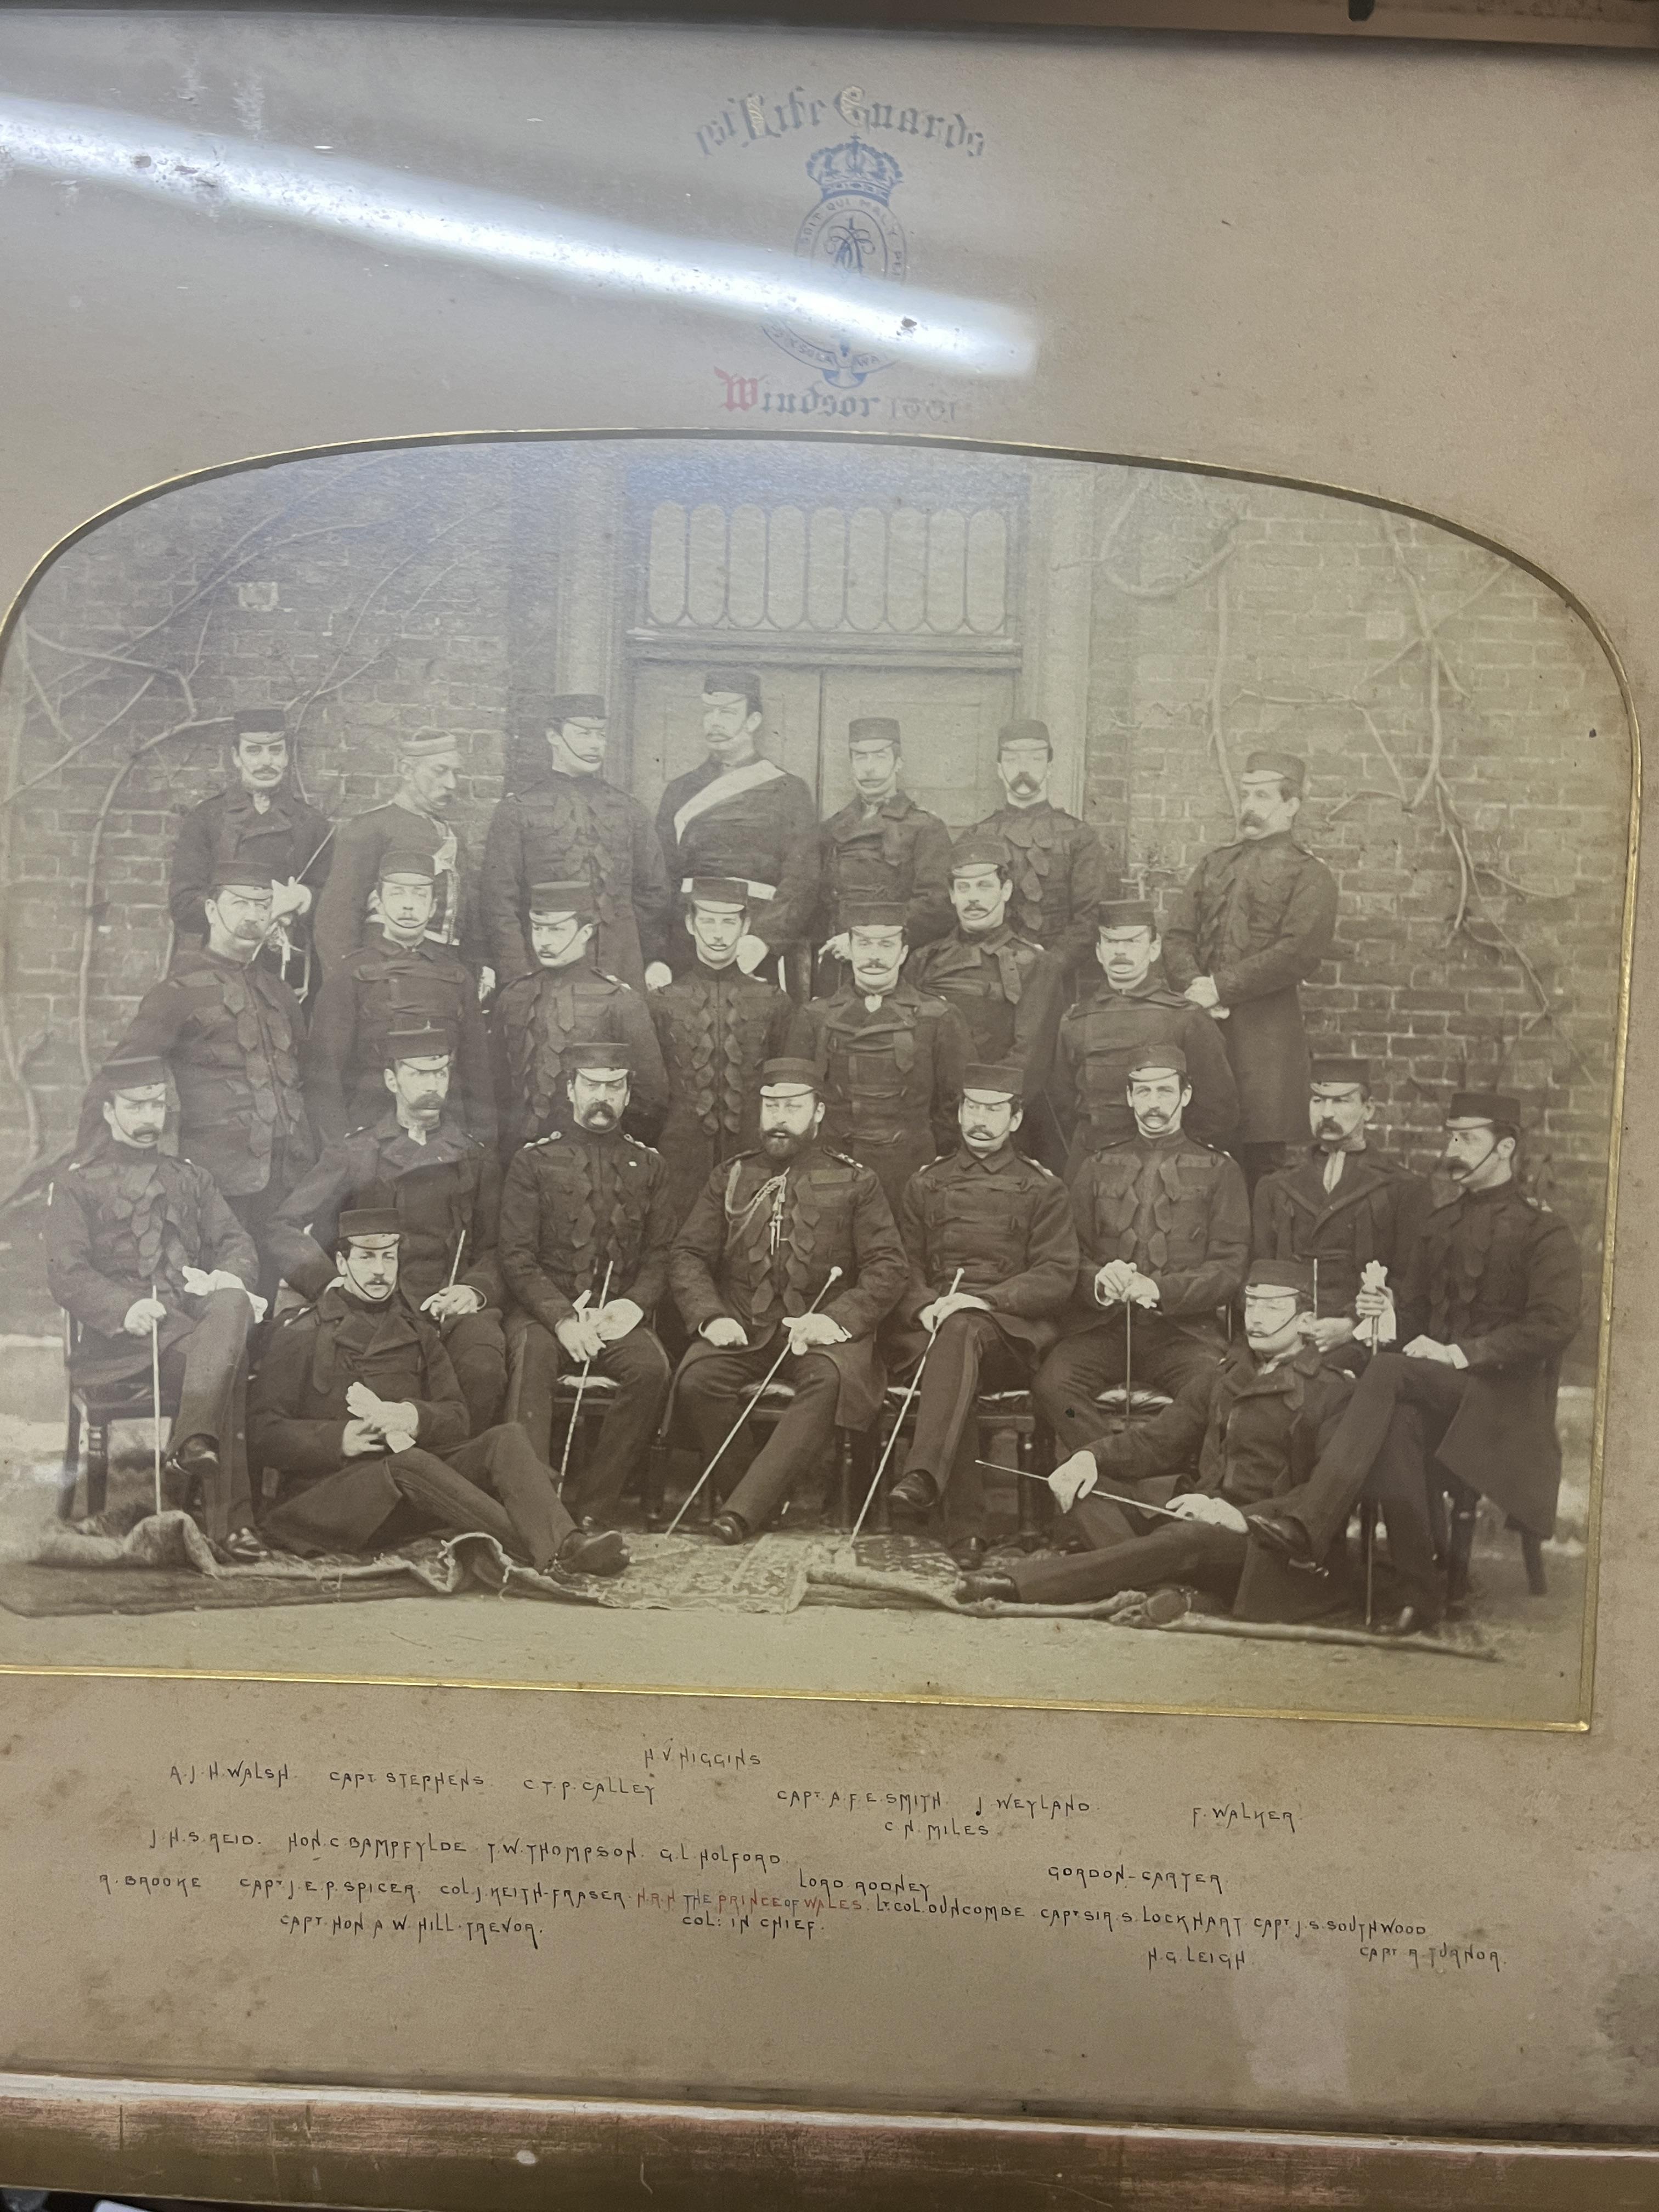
[0,453,495,1210]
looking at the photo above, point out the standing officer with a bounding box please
[498,1043,676,1531]
[1052,897,1238,1175]
[650,671,819,987]
[168,708,332,997]
[1246,1088,1582,1633]
[269,1026,509,1437]
[812,717,953,986]
[1162,748,1339,1191]
[966,720,1108,975]
[303,848,495,1148]
[489,881,667,1154]
[884,1065,1079,1567]
[106,863,313,1288]
[1251,1056,1432,1348]
[48,1051,262,1545]
[668,1058,909,1544]
[251,1209,628,1576]
[798,900,972,1212]
[480,694,673,994]
[1034,1046,1250,1457]
[647,878,804,1229]
[960,1259,1356,1613]
[314,730,484,982]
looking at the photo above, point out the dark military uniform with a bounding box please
[1008,1345,1354,1612]
[481,773,673,993]
[965,802,1108,972]
[1034,1130,1250,1455]
[655,756,820,973]
[268,1113,508,1435]
[888,1144,1079,1542]
[302,931,496,1149]
[1053,972,1239,1172]
[647,966,804,1226]
[47,1137,258,1538]
[498,1128,676,1525]
[1251,1146,1432,1321]
[814,793,953,955]
[668,1144,909,1531]
[905,924,1058,1093]
[313,803,481,978]
[1263,1182,1582,1610]
[251,1285,578,1567]
[109,949,313,1277]
[168,782,333,991]
[1162,832,1339,1154]
[489,958,669,1154]
[798,979,972,1213]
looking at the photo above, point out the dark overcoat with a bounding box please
[250,1287,469,1550]
[1162,831,1339,1146]
[302,931,495,1148]
[480,772,673,991]
[269,1112,504,1309]
[1251,1146,1432,1318]
[168,783,333,941]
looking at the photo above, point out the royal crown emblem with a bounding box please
[764,138,909,390]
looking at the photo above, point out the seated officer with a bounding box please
[1246,1087,1582,1634]
[668,1058,909,1544]
[48,1051,264,1547]
[798,900,972,1213]
[303,847,495,1148]
[884,1065,1079,1568]
[251,1209,628,1576]
[958,1259,1352,1611]
[1052,898,1238,1175]
[1251,1056,1431,1349]
[269,1025,509,1436]
[1034,1046,1250,1456]
[498,1045,676,1532]
[490,879,668,1156]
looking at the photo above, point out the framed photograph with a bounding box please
[0,5,1654,2203]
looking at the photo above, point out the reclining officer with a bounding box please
[251,1209,628,1577]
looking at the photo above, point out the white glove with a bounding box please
[1047,1452,1099,1514]
[644,962,673,992]
[422,1284,483,1321]
[181,1266,268,1322]
[735,933,770,975]
[121,1295,167,1338]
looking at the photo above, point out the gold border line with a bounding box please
[0,424,1637,1737]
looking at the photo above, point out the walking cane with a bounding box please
[665,1267,843,1535]
[1120,1294,1135,1429]
[556,1261,613,1494]
[978,1459,1194,1522]
[149,1280,164,1519]
[848,1268,964,1545]
[1357,1259,1389,1628]
[446,1228,468,1289]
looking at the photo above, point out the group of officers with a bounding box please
[47,673,1583,1635]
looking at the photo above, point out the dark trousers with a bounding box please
[439,1306,509,1436]
[1009,1490,1246,1606]
[374,1425,575,1571]
[505,1313,672,1523]
[1278,1352,1463,1621]
[1034,1313,1219,1457]
[893,1312,1026,1540]
[674,1338,841,1533]
[157,1286,253,1538]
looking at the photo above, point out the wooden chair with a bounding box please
[642,1382,860,1531]
[58,1312,170,1522]
[864,1386,1053,1550]
[1356,1479,1547,1629]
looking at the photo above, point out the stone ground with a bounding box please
[0,1324,1594,1729]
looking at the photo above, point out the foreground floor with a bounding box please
[0,1418,1590,1730]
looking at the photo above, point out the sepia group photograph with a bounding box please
[0,430,1629,1729]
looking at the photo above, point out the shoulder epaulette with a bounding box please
[533,1131,563,1146]
[280,1304,319,1329]
[826,1150,862,1170]
[598,972,624,986]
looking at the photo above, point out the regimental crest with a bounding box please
[763,139,909,391]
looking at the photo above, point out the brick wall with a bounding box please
[0,442,1629,1378]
